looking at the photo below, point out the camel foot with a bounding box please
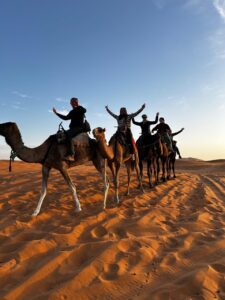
[32,210,40,217]
[75,207,82,213]
[115,198,120,205]
[139,187,145,193]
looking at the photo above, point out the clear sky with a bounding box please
[0,0,225,160]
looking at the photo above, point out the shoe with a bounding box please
[179,156,182,159]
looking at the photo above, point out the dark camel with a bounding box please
[136,134,161,187]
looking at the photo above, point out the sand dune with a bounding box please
[0,159,225,300]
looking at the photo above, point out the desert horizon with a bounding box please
[0,158,225,300]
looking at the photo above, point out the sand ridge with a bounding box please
[0,159,225,300]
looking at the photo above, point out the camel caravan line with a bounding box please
[0,105,182,216]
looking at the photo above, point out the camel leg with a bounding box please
[114,162,120,204]
[167,158,171,180]
[107,161,120,205]
[147,160,153,188]
[32,165,50,217]
[93,157,110,209]
[153,159,157,185]
[135,161,144,193]
[172,158,176,178]
[156,157,160,184]
[60,168,82,212]
[161,157,167,182]
[125,162,131,196]
[139,160,143,178]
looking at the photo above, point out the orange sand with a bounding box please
[0,159,225,300]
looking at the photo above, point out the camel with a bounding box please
[92,127,144,204]
[167,150,176,179]
[136,134,161,187]
[0,122,109,216]
[155,140,176,183]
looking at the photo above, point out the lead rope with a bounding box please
[9,150,17,172]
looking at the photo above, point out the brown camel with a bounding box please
[92,127,144,204]
[0,122,109,216]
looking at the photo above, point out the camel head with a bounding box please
[92,127,106,140]
[0,122,19,137]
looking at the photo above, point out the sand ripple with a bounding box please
[0,159,225,300]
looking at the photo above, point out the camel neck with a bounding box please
[97,136,114,161]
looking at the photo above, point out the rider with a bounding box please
[170,128,184,159]
[105,104,146,158]
[53,97,87,161]
[152,117,174,152]
[132,112,159,146]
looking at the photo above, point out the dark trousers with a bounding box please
[65,127,83,155]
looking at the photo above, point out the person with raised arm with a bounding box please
[132,112,159,146]
[105,104,146,158]
[53,97,87,161]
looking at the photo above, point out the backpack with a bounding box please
[83,116,91,133]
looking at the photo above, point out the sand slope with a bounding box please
[0,159,225,300]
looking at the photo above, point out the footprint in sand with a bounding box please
[117,239,142,253]
[91,225,107,238]
[100,263,120,281]
[109,227,128,239]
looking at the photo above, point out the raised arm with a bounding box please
[105,106,118,120]
[171,128,184,137]
[53,107,71,120]
[152,124,159,132]
[130,103,146,118]
[149,112,159,125]
[132,118,142,126]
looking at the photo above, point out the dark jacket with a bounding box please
[152,123,171,135]
[132,114,158,135]
[56,106,86,129]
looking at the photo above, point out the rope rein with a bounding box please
[9,150,17,172]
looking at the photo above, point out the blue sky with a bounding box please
[0,0,225,160]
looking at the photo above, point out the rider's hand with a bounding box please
[52,107,57,114]
[105,105,108,110]
[142,103,146,109]
[156,112,159,116]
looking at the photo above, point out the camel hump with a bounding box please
[72,133,90,147]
